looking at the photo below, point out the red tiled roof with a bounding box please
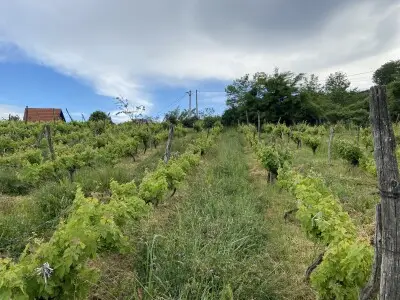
[23,108,66,122]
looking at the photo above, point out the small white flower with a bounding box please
[35,262,53,285]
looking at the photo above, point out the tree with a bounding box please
[88,110,112,122]
[373,60,400,86]
[223,69,371,126]
[372,60,400,121]
[115,96,145,122]
[325,71,351,93]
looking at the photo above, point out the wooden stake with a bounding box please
[366,86,400,300]
[45,124,55,161]
[328,126,334,164]
[163,124,174,163]
[360,204,382,300]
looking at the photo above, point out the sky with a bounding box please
[0,0,399,122]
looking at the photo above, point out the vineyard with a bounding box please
[0,117,388,299]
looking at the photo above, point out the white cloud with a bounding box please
[0,0,399,108]
[0,104,24,120]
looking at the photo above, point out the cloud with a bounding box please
[0,104,24,120]
[0,0,399,107]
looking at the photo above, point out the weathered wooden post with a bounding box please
[360,86,400,300]
[246,110,249,125]
[328,126,334,164]
[163,124,174,163]
[45,124,55,161]
[257,111,261,140]
[25,106,28,124]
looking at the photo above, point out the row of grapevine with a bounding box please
[241,124,373,299]
[0,123,222,299]
[277,169,372,299]
[0,122,180,194]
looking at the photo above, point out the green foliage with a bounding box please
[88,110,112,122]
[193,120,204,132]
[290,131,302,148]
[223,67,372,126]
[32,179,77,223]
[272,123,290,139]
[277,168,373,299]
[0,136,16,155]
[138,168,169,205]
[360,156,376,176]
[303,135,321,154]
[373,60,400,85]
[256,146,281,176]
[335,140,364,166]
[175,123,189,138]
[137,129,152,153]
[241,125,291,177]
[0,183,149,299]
[162,160,186,191]
[0,166,35,195]
[0,118,222,299]
[262,123,274,133]
[360,127,373,150]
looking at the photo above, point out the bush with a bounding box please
[262,123,274,133]
[256,145,291,177]
[32,179,77,222]
[75,165,135,196]
[290,131,302,148]
[0,168,32,195]
[303,135,321,154]
[335,140,364,166]
[193,120,203,132]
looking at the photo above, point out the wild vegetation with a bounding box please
[0,115,223,298]
[222,60,400,126]
[1,60,399,299]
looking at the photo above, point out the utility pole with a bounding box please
[196,90,199,118]
[187,90,192,117]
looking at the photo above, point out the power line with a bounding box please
[347,71,374,77]
[153,93,188,118]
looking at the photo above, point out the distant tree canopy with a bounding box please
[372,60,400,121]
[373,60,400,86]
[89,110,112,123]
[164,107,220,128]
[222,67,378,126]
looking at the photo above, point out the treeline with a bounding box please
[222,60,400,126]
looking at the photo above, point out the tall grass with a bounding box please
[133,131,280,299]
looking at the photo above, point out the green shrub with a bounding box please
[335,140,364,166]
[256,145,291,177]
[32,179,77,222]
[0,168,32,195]
[194,120,204,132]
[290,131,302,148]
[75,165,135,196]
[262,123,274,133]
[303,135,321,154]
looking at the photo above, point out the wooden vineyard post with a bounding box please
[45,124,55,161]
[328,126,334,164]
[361,86,400,300]
[163,124,174,163]
[360,204,382,300]
[257,111,261,140]
[246,110,249,125]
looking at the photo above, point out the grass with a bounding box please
[108,130,314,300]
